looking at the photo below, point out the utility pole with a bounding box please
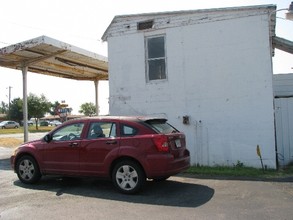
[6,86,12,119]
[8,86,12,107]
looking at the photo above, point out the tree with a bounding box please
[7,98,23,122]
[79,102,96,116]
[49,101,61,116]
[27,93,51,129]
[0,101,8,114]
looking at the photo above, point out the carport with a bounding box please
[0,35,108,142]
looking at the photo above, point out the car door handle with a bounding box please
[69,142,78,147]
[106,140,117,145]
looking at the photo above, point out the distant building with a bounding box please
[0,114,6,121]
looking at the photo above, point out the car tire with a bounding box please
[16,155,41,184]
[112,160,145,194]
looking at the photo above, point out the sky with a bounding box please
[0,0,292,115]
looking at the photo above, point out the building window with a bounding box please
[146,35,166,81]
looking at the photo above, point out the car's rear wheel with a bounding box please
[16,155,41,184]
[112,160,145,194]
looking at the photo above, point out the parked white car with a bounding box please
[0,121,20,129]
[49,120,62,126]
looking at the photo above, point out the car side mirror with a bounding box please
[44,134,52,143]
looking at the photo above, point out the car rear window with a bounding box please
[144,119,178,134]
[121,124,138,136]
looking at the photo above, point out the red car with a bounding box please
[11,116,190,194]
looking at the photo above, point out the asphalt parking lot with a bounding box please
[0,135,293,220]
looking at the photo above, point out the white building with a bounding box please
[102,5,278,168]
[273,74,293,167]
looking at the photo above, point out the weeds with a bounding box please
[186,164,293,179]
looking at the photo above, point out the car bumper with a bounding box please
[144,152,190,178]
[10,155,15,171]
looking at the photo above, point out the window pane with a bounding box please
[87,122,115,139]
[147,36,165,58]
[121,125,137,136]
[146,120,178,134]
[109,123,116,137]
[52,123,84,141]
[148,59,166,80]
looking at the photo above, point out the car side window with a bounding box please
[87,122,116,139]
[52,123,84,141]
[121,124,137,136]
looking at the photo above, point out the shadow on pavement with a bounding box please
[13,176,215,208]
[0,158,12,171]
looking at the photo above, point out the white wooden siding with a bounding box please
[105,6,277,168]
[275,98,293,166]
[273,74,293,97]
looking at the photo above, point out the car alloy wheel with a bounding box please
[16,155,41,184]
[112,160,145,194]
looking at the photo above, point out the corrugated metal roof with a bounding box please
[102,4,276,41]
[0,35,108,81]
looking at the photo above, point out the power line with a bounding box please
[2,20,105,43]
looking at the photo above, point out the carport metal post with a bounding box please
[22,64,28,142]
[94,80,99,115]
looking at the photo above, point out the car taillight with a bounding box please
[153,135,169,152]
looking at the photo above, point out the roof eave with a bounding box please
[101,4,277,41]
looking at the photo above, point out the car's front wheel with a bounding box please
[16,155,41,184]
[112,160,145,194]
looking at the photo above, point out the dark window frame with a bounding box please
[145,35,167,82]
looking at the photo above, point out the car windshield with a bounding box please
[144,119,178,134]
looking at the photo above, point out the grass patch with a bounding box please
[185,165,293,179]
[0,126,53,134]
[0,138,23,148]
[0,127,52,148]
[28,126,53,133]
